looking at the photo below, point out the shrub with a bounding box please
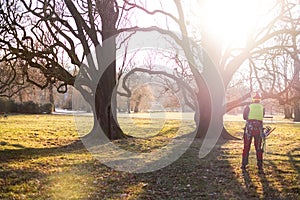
[0,98,10,112]
[20,101,40,114]
[40,103,54,114]
[8,100,18,113]
[0,99,55,114]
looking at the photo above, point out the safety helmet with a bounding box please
[252,92,261,103]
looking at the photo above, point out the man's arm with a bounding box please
[243,106,250,120]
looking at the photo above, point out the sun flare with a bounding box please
[200,0,273,47]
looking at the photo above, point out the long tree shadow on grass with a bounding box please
[261,148,300,199]
[1,138,299,199]
[0,140,90,199]
[257,170,282,200]
[287,147,300,174]
[0,137,253,199]
[0,138,272,199]
[235,146,300,200]
[0,168,45,199]
[85,139,255,199]
[0,139,86,163]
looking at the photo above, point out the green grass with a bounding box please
[116,118,196,153]
[0,114,299,199]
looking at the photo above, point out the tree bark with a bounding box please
[95,62,126,140]
[92,0,126,140]
[294,101,300,122]
[195,88,239,140]
[195,90,211,139]
[284,104,293,119]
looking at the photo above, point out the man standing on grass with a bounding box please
[242,92,265,170]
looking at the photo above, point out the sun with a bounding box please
[199,0,272,47]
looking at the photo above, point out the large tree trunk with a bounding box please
[193,49,239,140]
[294,101,300,122]
[196,93,239,140]
[221,126,241,140]
[284,104,293,119]
[92,1,126,140]
[94,45,126,140]
[195,90,211,139]
[94,62,126,139]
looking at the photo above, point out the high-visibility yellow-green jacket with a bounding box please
[248,103,264,121]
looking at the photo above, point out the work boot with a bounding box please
[241,164,247,170]
[257,160,263,171]
[241,157,248,170]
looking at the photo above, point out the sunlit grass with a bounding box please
[0,114,299,199]
[115,118,196,153]
[222,120,300,199]
[0,115,78,150]
[119,117,167,138]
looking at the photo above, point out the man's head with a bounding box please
[252,92,261,103]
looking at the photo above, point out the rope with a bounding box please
[261,136,266,152]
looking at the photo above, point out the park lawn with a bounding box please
[0,114,299,199]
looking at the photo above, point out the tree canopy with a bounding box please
[0,0,300,139]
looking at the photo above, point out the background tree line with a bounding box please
[0,0,299,140]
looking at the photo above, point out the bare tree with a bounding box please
[124,0,300,137]
[197,0,300,133]
[0,0,137,139]
[0,0,299,140]
[130,84,154,112]
[0,59,29,97]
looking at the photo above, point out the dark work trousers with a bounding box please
[242,121,263,168]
